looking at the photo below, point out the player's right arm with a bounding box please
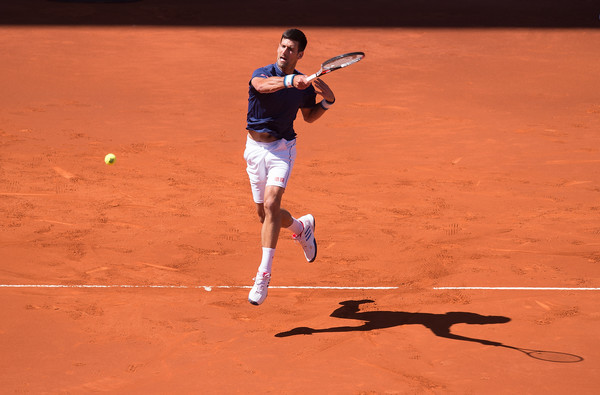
[251,75,311,94]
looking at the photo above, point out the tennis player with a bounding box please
[245,28,336,306]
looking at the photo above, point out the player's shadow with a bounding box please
[275,299,509,346]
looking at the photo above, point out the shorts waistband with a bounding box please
[246,133,295,148]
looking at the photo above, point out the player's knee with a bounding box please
[263,195,281,217]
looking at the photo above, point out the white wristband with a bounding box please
[320,99,335,110]
[284,74,295,88]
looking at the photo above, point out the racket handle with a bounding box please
[306,73,317,82]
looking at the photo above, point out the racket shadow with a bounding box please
[498,344,584,363]
[275,300,584,363]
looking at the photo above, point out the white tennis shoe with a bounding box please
[293,214,317,262]
[248,271,271,306]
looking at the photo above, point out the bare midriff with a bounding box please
[248,130,279,143]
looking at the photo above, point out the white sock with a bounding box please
[258,247,275,274]
[288,217,304,236]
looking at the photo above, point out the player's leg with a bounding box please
[248,185,286,306]
[255,202,265,223]
[247,161,289,305]
[262,139,316,262]
[244,137,273,305]
[254,197,302,245]
[248,187,283,306]
[262,185,290,248]
[247,138,316,305]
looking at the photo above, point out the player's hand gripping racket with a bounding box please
[306,51,365,82]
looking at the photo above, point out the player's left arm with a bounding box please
[301,78,336,123]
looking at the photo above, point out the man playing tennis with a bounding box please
[245,28,336,306]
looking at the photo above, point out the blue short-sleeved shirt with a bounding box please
[246,63,317,141]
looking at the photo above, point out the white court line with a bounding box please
[0,284,398,291]
[434,287,600,291]
[2,284,598,291]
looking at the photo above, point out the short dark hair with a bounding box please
[281,28,307,52]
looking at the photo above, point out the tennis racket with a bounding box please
[305,51,365,82]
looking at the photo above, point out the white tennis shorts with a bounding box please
[244,135,297,204]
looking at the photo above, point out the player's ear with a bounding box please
[298,51,304,60]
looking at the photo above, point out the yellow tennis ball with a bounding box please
[104,153,116,165]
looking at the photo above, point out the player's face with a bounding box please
[277,38,303,73]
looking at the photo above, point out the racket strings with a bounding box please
[323,54,364,70]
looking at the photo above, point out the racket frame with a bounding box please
[306,51,365,82]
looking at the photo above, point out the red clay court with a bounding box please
[1,1,599,393]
